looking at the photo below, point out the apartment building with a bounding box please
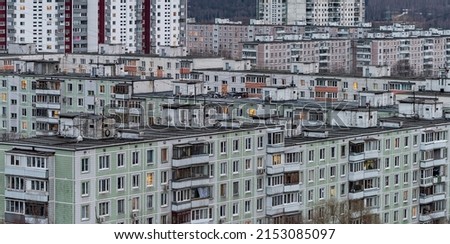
[151,0,188,55]
[0,72,171,138]
[186,22,369,59]
[0,96,449,224]
[256,0,365,26]
[2,0,186,55]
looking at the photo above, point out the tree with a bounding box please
[311,198,380,224]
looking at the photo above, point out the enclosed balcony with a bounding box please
[171,164,211,189]
[349,178,380,200]
[348,159,381,181]
[420,131,448,151]
[420,148,447,168]
[172,142,209,167]
[349,139,380,162]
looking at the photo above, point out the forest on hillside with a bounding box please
[188,0,450,28]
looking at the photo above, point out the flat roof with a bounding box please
[1,124,277,151]
[285,117,450,146]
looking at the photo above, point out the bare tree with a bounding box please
[311,198,380,224]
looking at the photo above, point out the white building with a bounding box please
[256,0,365,26]
[151,0,187,55]
[105,0,138,53]
[8,0,60,52]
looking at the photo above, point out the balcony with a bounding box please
[265,205,284,216]
[266,165,284,175]
[284,163,299,172]
[420,210,446,222]
[420,158,447,168]
[5,166,49,179]
[172,154,209,167]
[5,190,49,202]
[420,140,447,151]
[284,203,300,213]
[113,93,131,100]
[364,150,380,159]
[419,193,446,205]
[266,185,284,195]
[348,171,364,181]
[36,89,61,95]
[363,188,380,197]
[348,190,364,200]
[284,184,299,192]
[36,117,59,124]
[129,108,142,115]
[35,103,61,110]
[191,198,211,208]
[171,201,191,212]
[349,153,364,162]
[266,145,285,154]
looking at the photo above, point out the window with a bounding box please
[385,158,390,169]
[394,138,400,148]
[319,168,325,180]
[131,197,139,211]
[272,154,281,165]
[99,155,110,170]
[257,177,263,191]
[219,205,226,217]
[146,150,154,164]
[404,136,409,147]
[132,151,139,165]
[117,176,124,191]
[81,205,89,221]
[98,202,109,216]
[308,150,314,162]
[220,141,227,154]
[220,162,227,175]
[160,193,168,206]
[232,139,239,151]
[117,153,124,168]
[340,145,346,157]
[257,136,263,148]
[161,171,168,184]
[340,164,346,176]
[207,142,214,155]
[220,183,227,197]
[308,169,314,182]
[393,210,398,222]
[404,155,408,166]
[394,156,400,167]
[394,192,399,204]
[245,159,251,170]
[232,160,239,173]
[403,173,409,184]
[99,179,110,193]
[245,138,252,150]
[257,198,263,211]
[117,199,125,214]
[81,182,89,197]
[319,148,325,160]
[232,203,239,216]
[330,166,336,177]
[161,148,168,163]
[81,158,89,173]
[331,147,336,158]
[319,188,325,199]
[413,135,418,145]
[131,175,140,188]
[245,179,251,192]
[233,181,239,196]
[268,132,283,145]
[308,189,314,201]
[257,157,263,168]
[147,195,153,209]
[146,172,154,187]
[385,139,391,150]
[244,200,251,213]
[385,176,389,187]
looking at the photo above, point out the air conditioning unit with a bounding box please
[257,169,265,175]
[163,184,170,191]
[131,212,138,219]
[218,218,226,224]
[98,216,106,223]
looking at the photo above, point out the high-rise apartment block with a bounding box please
[0,0,187,54]
[257,0,365,26]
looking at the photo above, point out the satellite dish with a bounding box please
[76,135,83,143]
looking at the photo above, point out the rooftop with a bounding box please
[1,124,277,151]
[285,117,450,146]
